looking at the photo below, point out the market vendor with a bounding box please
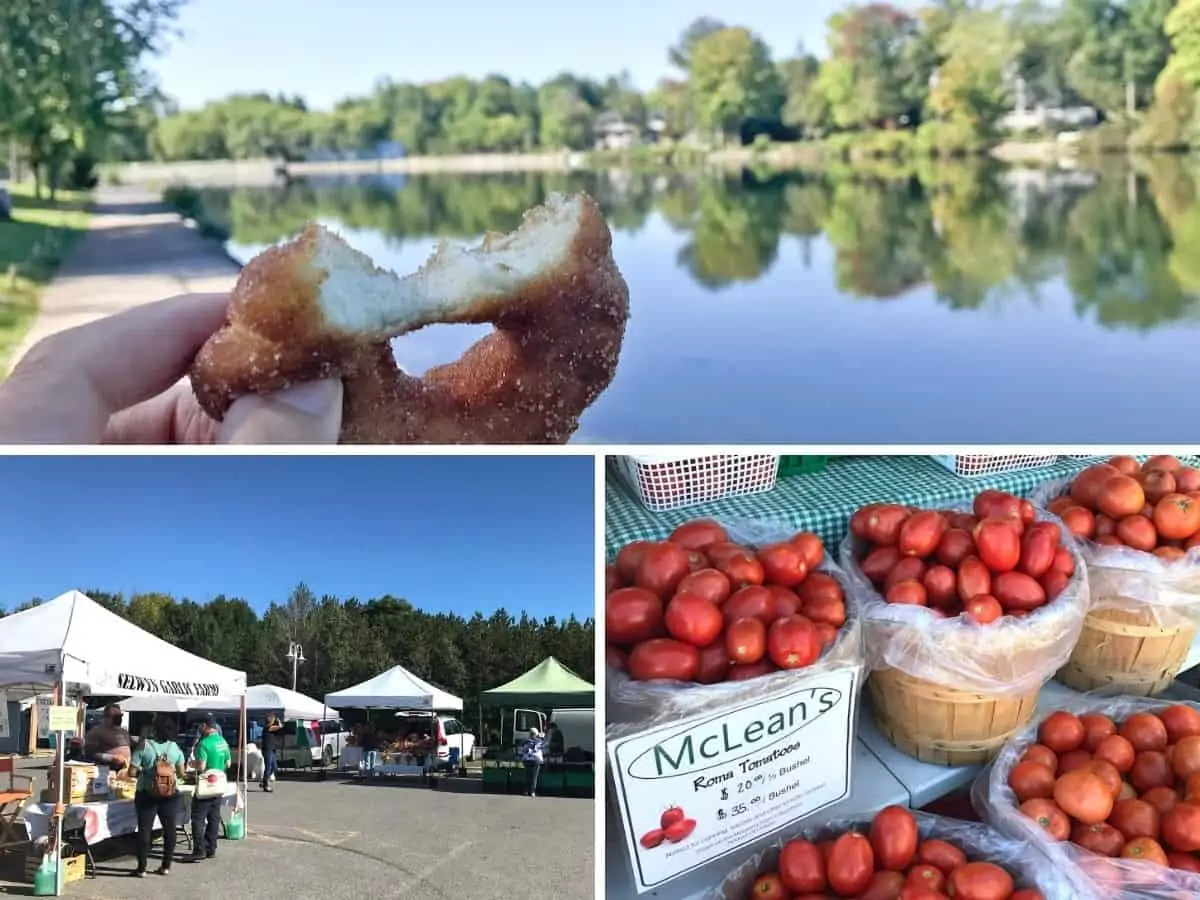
[83,703,131,771]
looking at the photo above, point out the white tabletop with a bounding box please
[605,740,907,900]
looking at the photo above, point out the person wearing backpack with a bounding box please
[128,714,187,877]
[183,714,231,863]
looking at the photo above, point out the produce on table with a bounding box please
[849,490,1073,624]
[745,807,1046,900]
[606,520,849,685]
[1047,456,1200,558]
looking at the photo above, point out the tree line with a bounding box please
[6,1,1200,192]
[167,156,1200,329]
[2,584,594,725]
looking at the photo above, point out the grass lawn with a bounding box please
[0,183,92,372]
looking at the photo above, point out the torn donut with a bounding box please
[189,192,629,443]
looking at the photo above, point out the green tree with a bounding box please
[668,17,728,71]
[779,52,829,136]
[927,9,1020,136]
[687,27,783,144]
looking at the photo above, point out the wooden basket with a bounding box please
[868,667,1041,767]
[1057,606,1197,696]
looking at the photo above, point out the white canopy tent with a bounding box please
[0,591,249,896]
[115,695,196,714]
[325,664,462,710]
[197,684,337,721]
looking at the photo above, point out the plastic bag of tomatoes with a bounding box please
[1032,464,1200,632]
[837,500,1090,696]
[605,519,862,729]
[713,807,1095,900]
[976,696,1200,899]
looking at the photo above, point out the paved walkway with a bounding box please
[10,186,241,368]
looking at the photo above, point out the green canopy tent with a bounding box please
[480,656,594,709]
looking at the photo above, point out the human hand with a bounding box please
[0,293,343,443]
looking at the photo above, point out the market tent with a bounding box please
[0,590,246,698]
[480,656,594,708]
[197,684,337,720]
[325,664,461,710]
[116,696,196,714]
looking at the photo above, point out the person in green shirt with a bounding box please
[128,715,187,877]
[183,714,231,863]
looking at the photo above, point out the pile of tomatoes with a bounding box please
[1046,455,1200,558]
[606,520,847,684]
[749,806,1042,900]
[850,490,1074,625]
[1008,705,1200,875]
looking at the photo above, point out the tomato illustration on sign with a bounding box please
[639,806,697,850]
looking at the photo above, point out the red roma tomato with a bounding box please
[797,572,844,607]
[858,870,905,900]
[992,571,1047,612]
[758,542,809,587]
[676,568,732,606]
[727,660,775,681]
[723,586,774,625]
[789,532,826,570]
[947,511,979,532]
[1161,801,1200,852]
[974,517,1022,572]
[606,646,627,671]
[814,622,838,649]
[1011,891,1045,900]
[639,828,665,849]
[826,831,874,897]
[897,888,947,900]
[1094,514,1117,537]
[1119,836,1168,865]
[1050,546,1075,576]
[923,565,958,609]
[936,528,975,568]
[627,639,700,681]
[1116,514,1157,552]
[1080,713,1117,751]
[1039,569,1070,602]
[706,541,749,564]
[945,861,1014,900]
[1019,522,1060,578]
[858,504,912,545]
[717,552,765,588]
[1109,455,1141,475]
[1160,704,1200,743]
[885,556,927,592]
[803,595,846,629]
[664,592,723,647]
[694,641,731,684]
[869,806,918,871]
[899,510,947,557]
[1021,743,1059,772]
[975,489,1023,522]
[634,542,691,598]
[1008,760,1056,802]
[765,585,801,620]
[1071,464,1120,507]
[668,519,728,550]
[615,540,654,581]
[1121,713,1169,752]
[1093,734,1135,772]
[1173,735,1200,780]
[750,873,789,900]
[1140,786,1179,818]
[1130,751,1173,794]
[1060,506,1096,539]
[957,556,992,603]
[915,839,967,873]
[606,588,664,645]
[887,580,928,606]
[1072,821,1125,856]
[767,615,821,669]
[1097,475,1146,519]
[862,546,903,586]
[1020,499,1036,524]
[1167,851,1200,872]
[606,565,624,593]
[964,594,1003,624]
[1178,467,1200,492]
[850,504,880,540]
[664,818,696,842]
[1155,494,1200,541]
[685,550,708,572]
[1057,749,1093,774]
[777,839,826,893]
[906,863,945,892]
[1143,470,1177,504]
[725,617,767,665]
[1040,711,1086,753]
[1021,798,1070,840]
[1109,798,1160,841]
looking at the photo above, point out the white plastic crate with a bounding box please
[931,454,1058,478]
[612,454,779,512]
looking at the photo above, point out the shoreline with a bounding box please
[104,140,1087,187]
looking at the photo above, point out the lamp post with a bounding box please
[286,642,305,691]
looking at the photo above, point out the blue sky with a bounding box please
[150,0,908,110]
[0,455,595,621]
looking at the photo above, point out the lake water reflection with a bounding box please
[210,159,1200,442]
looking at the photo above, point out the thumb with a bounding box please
[217,379,344,444]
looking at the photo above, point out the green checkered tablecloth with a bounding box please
[605,455,1097,559]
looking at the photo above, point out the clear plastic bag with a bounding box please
[837,502,1091,697]
[606,519,863,734]
[975,695,1200,900]
[709,809,1097,900]
[1031,477,1200,631]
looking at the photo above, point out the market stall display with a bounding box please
[840,491,1090,767]
[1032,456,1200,695]
[977,697,1200,899]
[713,807,1093,900]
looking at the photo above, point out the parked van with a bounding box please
[511,708,594,755]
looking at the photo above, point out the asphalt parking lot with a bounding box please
[0,761,594,898]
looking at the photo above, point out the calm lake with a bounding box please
[203,159,1200,443]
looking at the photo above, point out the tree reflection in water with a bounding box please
[194,159,1200,332]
